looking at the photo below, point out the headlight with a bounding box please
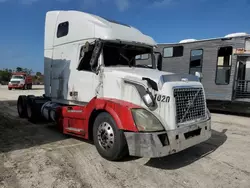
[131,108,165,132]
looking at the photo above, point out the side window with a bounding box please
[135,55,141,60]
[77,46,94,71]
[215,46,233,85]
[189,49,203,75]
[163,47,173,57]
[135,53,149,60]
[141,54,149,59]
[163,46,183,58]
[57,21,69,38]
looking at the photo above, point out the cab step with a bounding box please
[65,127,85,135]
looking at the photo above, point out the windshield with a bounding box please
[102,42,156,69]
[12,75,24,79]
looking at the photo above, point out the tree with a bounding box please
[0,70,12,83]
[0,67,37,84]
[32,75,37,83]
[36,72,42,76]
[22,68,32,75]
[16,67,23,72]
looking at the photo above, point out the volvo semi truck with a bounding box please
[16,10,211,161]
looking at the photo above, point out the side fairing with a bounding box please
[44,52,53,97]
[48,39,99,105]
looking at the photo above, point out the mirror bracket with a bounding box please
[195,71,203,82]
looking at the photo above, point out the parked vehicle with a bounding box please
[17,10,211,161]
[8,72,32,90]
[137,33,250,114]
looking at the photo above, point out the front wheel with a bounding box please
[93,112,128,161]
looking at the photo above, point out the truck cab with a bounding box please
[8,72,32,90]
[17,10,211,161]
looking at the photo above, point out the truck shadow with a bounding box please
[0,100,68,153]
[144,129,227,170]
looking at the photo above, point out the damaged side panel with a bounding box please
[50,39,102,105]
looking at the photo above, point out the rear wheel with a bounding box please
[23,84,27,90]
[27,84,32,90]
[26,96,38,123]
[93,112,128,161]
[17,95,27,118]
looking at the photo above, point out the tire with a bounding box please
[23,85,27,90]
[17,95,27,118]
[26,97,38,123]
[27,95,35,98]
[8,87,12,90]
[28,84,32,90]
[93,112,128,161]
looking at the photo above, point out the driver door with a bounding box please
[69,43,100,102]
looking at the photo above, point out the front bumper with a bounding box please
[124,118,211,158]
[8,84,23,89]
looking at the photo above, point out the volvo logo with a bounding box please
[187,99,194,108]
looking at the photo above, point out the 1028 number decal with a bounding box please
[154,94,170,103]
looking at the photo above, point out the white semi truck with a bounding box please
[17,10,211,161]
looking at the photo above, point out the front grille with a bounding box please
[174,87,206,124]
[11,81,20,84]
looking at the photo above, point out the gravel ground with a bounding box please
[0,85,250,188]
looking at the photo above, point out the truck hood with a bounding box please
[104,67,172,81]
[103,67,200,89]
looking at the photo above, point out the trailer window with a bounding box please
[135,54,150,60]
[189,49,203,75]
[215,46,233,85]
[57,21,69,38]
[163,46,183,58]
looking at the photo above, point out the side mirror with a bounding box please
[195,71,203,82]
[90,40,103,69]
[81,42,94,53]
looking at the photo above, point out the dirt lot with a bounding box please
[0,85,250,188]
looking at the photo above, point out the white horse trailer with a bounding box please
[136,33,250,114]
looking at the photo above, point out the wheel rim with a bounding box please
[97,122,114,150]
